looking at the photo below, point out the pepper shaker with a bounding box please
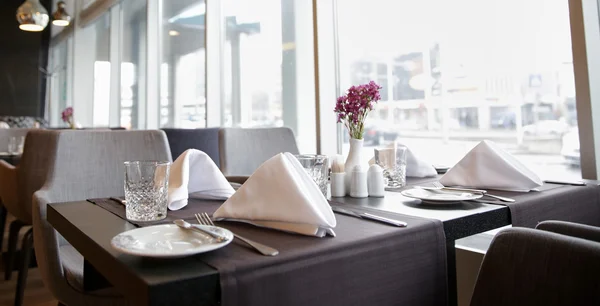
[367,164,385,197]
[350,165,368,198]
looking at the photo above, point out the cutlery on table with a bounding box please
[174,219,228,243]
[431,182,515,203]
[331,206,407,227]
[110,197,126,205]
[195,213,279,256]
[543,179,587,186]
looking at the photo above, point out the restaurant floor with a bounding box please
[0,214,56,306]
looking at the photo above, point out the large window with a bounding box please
[221,0,316,152]
[47,39,71,126]
[92,14,111,127]
[121,0,147,129]
[336,0,580,180]
[160,0,207,128]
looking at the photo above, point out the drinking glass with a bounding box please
[7,137,18,155]
[124,161,171,222]
[17,136,24,154]
[375,146,407,188]
[294,154,329,198]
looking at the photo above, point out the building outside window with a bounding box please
[336,0,580,180]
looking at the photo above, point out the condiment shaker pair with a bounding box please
[331,164,385,198]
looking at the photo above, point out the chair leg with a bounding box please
[0,204,6,252]
[14,228,33,306]
[5,220,26,281]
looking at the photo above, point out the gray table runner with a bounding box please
[87,198,222,227]
[480,184,600,228]
[89,198,448,306]
[401,177,600,228]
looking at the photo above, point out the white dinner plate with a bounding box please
[111,224,233,258]
[401,188,483,204]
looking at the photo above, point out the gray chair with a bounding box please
[30,130,171,306]
[162,128,220,165]
[470,227,600,306]
[537,220,600,243]
[218,127,299,183]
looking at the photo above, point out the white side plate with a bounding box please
[401,188,483,204]
[111,224,233,258]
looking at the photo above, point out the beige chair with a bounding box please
[31,130,171,306]
[0,129,43,284]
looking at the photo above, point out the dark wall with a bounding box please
[0,0,51,117]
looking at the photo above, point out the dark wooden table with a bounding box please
[48,193,510,306]
[333,193,511,306]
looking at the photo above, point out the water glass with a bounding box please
[375,146,407,188]
[124,161,171,222]
[7,137,17,154]
[17,136,24,154]
[294,154,329,198]
[8,136,25,155]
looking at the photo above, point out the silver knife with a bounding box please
[543,179,587,186]
[331,206,407,227]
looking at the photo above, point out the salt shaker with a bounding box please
[367,164,385,197]
[350,165,368,198]
[330,172,346,197]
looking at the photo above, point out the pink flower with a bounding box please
[61,107,74,124]
[333,81,382,139]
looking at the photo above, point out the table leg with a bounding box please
[0,204,6,252]
[447,239,458,306]
[83,259,111,292]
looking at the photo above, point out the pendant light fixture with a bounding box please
[52,1,70,27]
[16,0,49,32]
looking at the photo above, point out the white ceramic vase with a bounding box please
[344,138,365,194]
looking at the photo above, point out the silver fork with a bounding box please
[432,182,515,203]
[195,213,279,256]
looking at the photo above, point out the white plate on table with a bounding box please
[401,188,483,204]
[111,224,233,258]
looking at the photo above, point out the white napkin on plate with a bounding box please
[213,152,337,237]
[439,140,542,191]
[168,149,235,210]
[369,143,437,178]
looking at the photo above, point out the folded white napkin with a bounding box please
[439,140,542,191]
[213,152,337,237]
[369,143,437,178]
[168,149,235,210]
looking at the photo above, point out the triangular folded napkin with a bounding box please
[213,152,336,237]
[369,143,437,178]
[168,149,235,210]
[439,140,542,191]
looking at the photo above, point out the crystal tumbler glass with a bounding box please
[294,154,329,198]
[124,161,171,222]
[375,146,407,188]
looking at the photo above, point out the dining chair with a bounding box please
[218,127,299,183]
[29,130,171,306]
[470,227,600,306]
[162,128,220,165]
[536,220,600,243]
[0,128,42,280]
